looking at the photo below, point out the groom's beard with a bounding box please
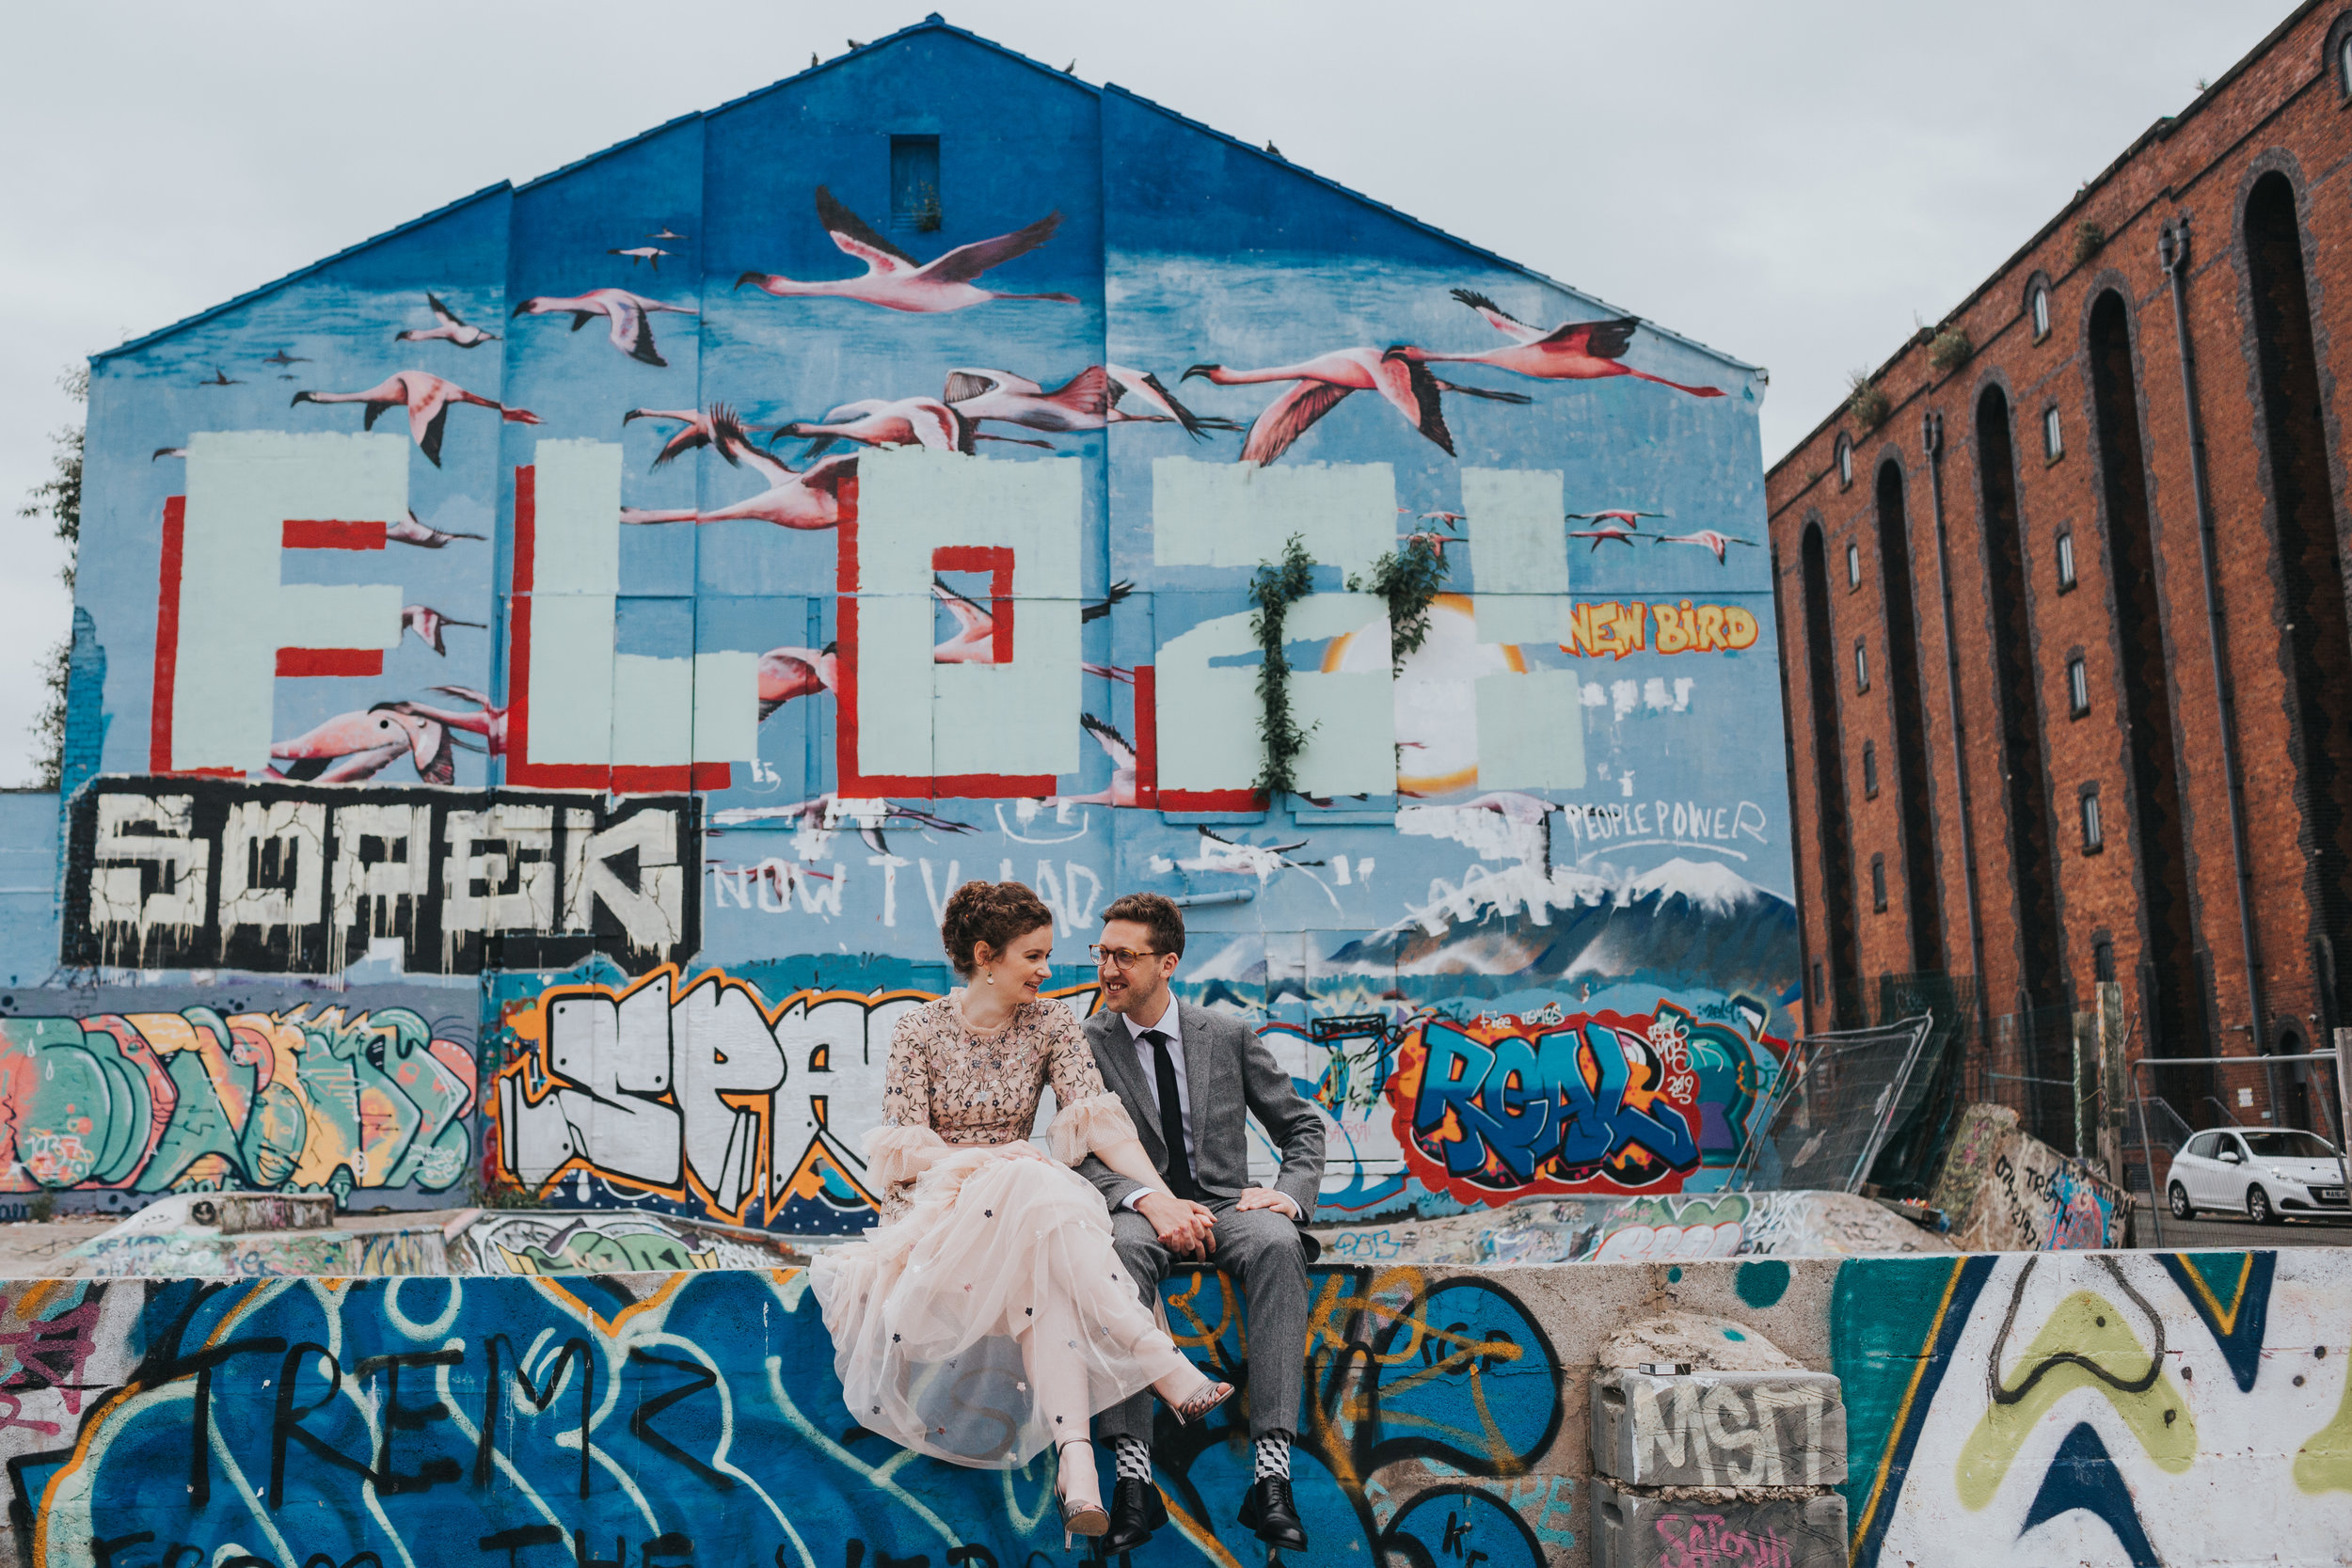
[1104,970,1169,1019]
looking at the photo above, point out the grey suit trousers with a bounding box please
[1098,1199,1310,1445]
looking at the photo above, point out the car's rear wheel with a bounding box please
[2248,1185,2277,1226]
[2169,1182,2195,1220]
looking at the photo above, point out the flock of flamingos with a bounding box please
[169,184,1753,789]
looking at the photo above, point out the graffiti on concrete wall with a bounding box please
[0,992,473,1206]
[63,780,696,974]
[0,1262,1572,1568]
[463,1212,787,1275]
[1836,1249,2352,1568]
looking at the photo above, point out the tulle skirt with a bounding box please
[808,1146,1195,1468]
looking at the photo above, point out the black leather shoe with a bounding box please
[1238,1478,1308,1551]
[1104,1477,1167,1554]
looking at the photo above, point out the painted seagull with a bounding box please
[511,289,697,367]
[646,227,690,241]
[292,372,540,467]
[709,794,978,856]
[151,447,185,462]
[262,350,310,367]
[1048,715,1138,808]
[1184,349,1529,466]
[1179,826,1325,878]
[1566,510,1664,549]
[390,511,486,548]
[608,246,673,270]
[199,368,242,387]
[1650,529,1759,563]
[267,705,469,784]
[734,185,1077,313]
[401,604,484,655]
[758,643,839,720]
[396,293,500,348]
[771,395,1052,457]
[1385,291,1725,397]
[1104,364,1240,437]
[619,410,855,530]
[622,404,759,469]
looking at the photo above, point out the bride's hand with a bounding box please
[996,1141,1050,1162]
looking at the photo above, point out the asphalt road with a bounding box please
[2129,1197,2352,1250]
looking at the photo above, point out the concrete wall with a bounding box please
[4,1246,2348,1568]
[39,17,1797,1231]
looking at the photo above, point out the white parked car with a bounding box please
[2168,1128,2348,1224]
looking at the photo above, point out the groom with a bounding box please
[1075,893,1325,1554]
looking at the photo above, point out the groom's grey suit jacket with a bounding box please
[1074,1002,1327,1249]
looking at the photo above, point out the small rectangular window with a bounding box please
[2043,404,2064,460]
[2093,937,2115,983]
[1854,639,1870,692]
[1862,739,1879,799]
[2081,786,2104,853]
[2056,529,2077,591]
[890,135,942,230]
[1810,961,1823,1004]
[1847,542,1862,588]
[2068,657,2090,717]
[1870,853,1888,911]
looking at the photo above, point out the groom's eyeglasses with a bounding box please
[1089,944,1162,970]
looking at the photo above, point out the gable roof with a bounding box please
[99,12,1755,376]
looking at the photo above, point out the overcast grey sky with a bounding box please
[0,0,2288,786]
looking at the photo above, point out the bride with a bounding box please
[808,879,1232,1538]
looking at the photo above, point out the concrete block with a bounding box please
[1590,1478,1847,1568]
[208,1193,338,1233]
[1592,1367,1847,1487]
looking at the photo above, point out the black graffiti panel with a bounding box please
[63,778,697,974]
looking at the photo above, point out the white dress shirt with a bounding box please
[1119,995,1300,1219]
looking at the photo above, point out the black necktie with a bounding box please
[1143,1028,1200,1200]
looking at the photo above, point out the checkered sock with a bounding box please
[1112,1436,1152,1483]
[1253,1433,1291,1481]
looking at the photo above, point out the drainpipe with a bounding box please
[1921,408,1987,1045]
[2158,214,2266,1075]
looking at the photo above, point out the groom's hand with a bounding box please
[1136,1192,1217,1258]
[1234,1186,1301,1219]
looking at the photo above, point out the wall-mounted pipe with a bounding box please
[1168,888,1254,908]
[2159,214,2265,1056]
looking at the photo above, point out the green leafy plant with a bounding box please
[911,182,943,233]
[1248,533,1319,798]
[26,1189,55,1223]
[2072,219,2105,268]
[1847,371,1891,431]
[20,366,83,790]
[1348,534,1453,673]
[1927,326,1973,374]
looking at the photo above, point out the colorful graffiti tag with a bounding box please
[1386,1001,1784,1205]
[0,999,473,1201]
[0,1262,1570,1568]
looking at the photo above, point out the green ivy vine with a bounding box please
[1248,533,1319,798]
[1349,534,1452,673]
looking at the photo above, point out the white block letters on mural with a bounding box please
[169,432,406,769]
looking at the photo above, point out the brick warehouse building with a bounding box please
[1767,1,2352,1147]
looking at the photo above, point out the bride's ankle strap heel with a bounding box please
[1168,1377,1235,1426]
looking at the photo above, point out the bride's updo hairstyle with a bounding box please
[940,879,1056,979]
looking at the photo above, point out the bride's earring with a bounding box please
[985,971,996,986]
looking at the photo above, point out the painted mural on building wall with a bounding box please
[1836,1248,2352,1568]
[0,1262,1569,1568]
[58,20,1794,1225]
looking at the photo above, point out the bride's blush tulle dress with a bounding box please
[807,993,1197,1468]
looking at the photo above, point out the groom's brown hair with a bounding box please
[1102,892,1185,960]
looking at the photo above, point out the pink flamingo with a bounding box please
[267,705,468,784]
[1387,292,1725,397]
[400,604,483,655]
[1183,349,1529,466]
[292,372,540,467]
[395,293,499,348]
[943,366,1108,433]
[773,396,1051,457]
[1049,716,1138,808]
[510,289,697,366]
[619,412,856,530]
[1651,529,1758,563]
[931,579,997,663]
[406,687,505,755]
[734,186,1078,313]
[759,644,838,720]
[390,511,485,548]
[1104,364,1239,438]
[1566,510,1663,550]
[623,404,767,469]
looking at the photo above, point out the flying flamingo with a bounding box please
[734,186,1077,313]
[390,511,485,548]
[1082,581,1133,624]
[267,705,467,784]
[405,687,505,755]
[510,289,697,366]
[943,366,1108,433]
[1048,716,1139,808]
[619,411,855,530]
[931,578,998,663]
[758,644,838,720]
[1567,510,1664,550]
[1385,291,1725,397]
[622,404,763,469]
[1184,349,1529,466]
[151,448,185,462]
[771,395,1051,457]
[400,604,483,655]
[1651,529,1759,563]
[291,372,540,467]
[396,293,499,348]
[1104,364,1239,437]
